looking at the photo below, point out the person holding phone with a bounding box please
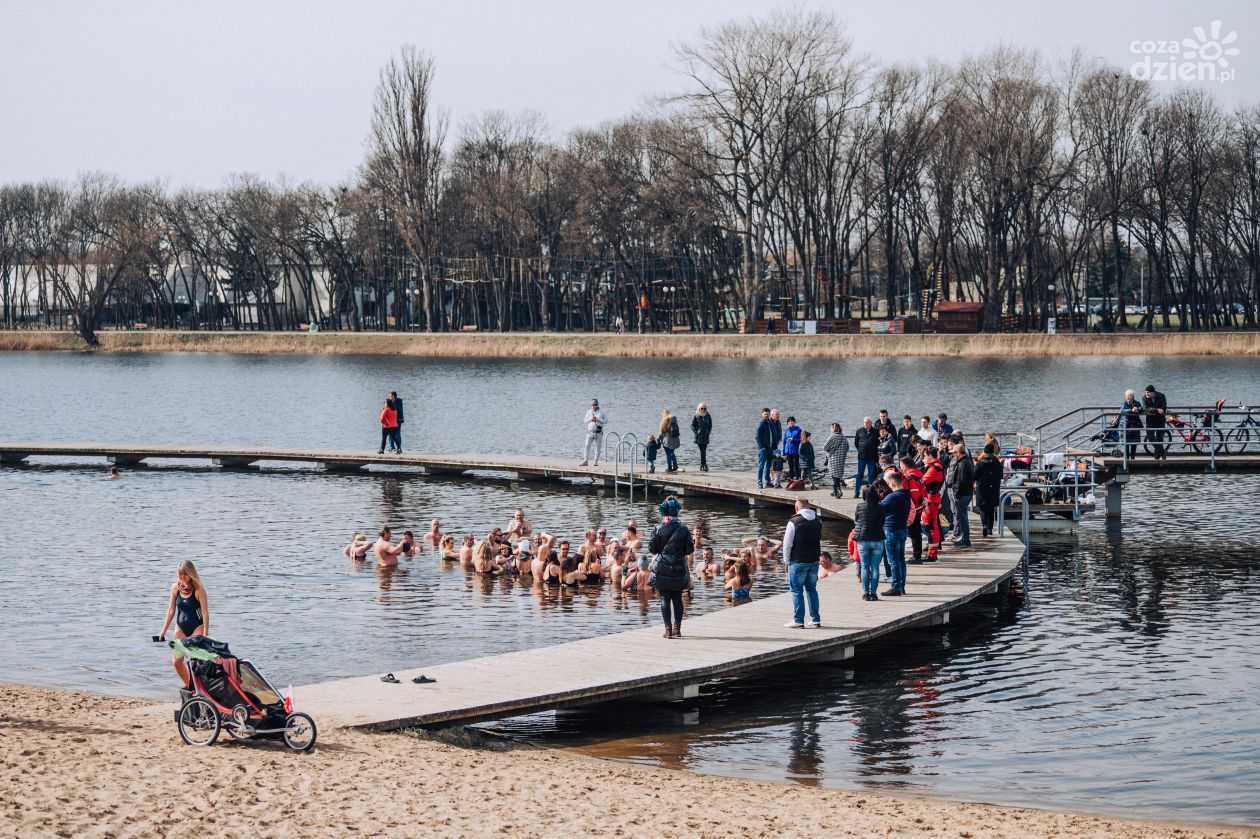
[155,560,209,688]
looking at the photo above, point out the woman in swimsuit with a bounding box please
[543,550,563,586]
[578,547,603,583]
[156,560,209,688]
[343,532,372,560]
[560,554,586,587]
[725,561,752,599]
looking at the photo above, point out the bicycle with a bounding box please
[1144,400,1224,456]
[1222,404,1260,455]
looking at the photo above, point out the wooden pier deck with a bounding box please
[6,441,1026,731]
[0,442,860,518]
[298,540,1023,729]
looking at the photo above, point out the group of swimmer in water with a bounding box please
[342,508,842,599]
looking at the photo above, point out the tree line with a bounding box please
[2,9,1258,344]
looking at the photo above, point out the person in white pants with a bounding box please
[580,399,608,466]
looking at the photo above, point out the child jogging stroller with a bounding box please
[171,636,317,751]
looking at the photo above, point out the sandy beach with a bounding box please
[1,682,1253,839]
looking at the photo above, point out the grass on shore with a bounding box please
[1,329,1258,358]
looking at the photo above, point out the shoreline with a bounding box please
[2,329,1260,358]
[3,681,1254,838]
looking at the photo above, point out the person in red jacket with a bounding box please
[899,456,925,564]
[921,447,945,562]
[378,399,399,454]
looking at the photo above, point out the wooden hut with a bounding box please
[932,301,984,333]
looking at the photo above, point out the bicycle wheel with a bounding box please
[1225,426,1251,456]
[177,697,221,747]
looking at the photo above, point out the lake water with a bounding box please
[1,351,1258,825]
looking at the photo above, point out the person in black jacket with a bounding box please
[945,435,975,547]
[755,408,775,489]
[874,409,896,436]
[691,404,713,471]
[853,417,879,498]
[896,415,917,458]
[852,485,886,601]
[973,443,1003,537]
[649,496,695,639]
[1143,384,1168,460]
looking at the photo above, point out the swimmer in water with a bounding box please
[741,535,783,563]
[425,519,444,548]
[506,509,532,540]
[108,466,122,479]
[438,535,460,561]
[458,533,476,567]
[373,527,408,567]
[697,546,719,578]
[725,561,752,599]
[343,532,372,560]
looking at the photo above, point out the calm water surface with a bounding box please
[1,351,1258,825]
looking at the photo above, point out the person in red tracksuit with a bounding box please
[921,447,945,562]
[899,456,925,564]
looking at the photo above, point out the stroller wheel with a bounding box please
[224,704,251,740]
[283,712,318,752]
[177,697,221,747]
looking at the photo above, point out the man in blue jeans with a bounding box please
[852,416,879,497]
[755,407,776,489]
[879,472,912,596]
[782,498,822,628]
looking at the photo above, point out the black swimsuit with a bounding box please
[175,587,203,636]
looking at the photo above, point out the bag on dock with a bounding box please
[785,478,806,491]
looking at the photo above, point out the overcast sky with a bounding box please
[2,0,1258,187]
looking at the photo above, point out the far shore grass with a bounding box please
[2,328,1258,358]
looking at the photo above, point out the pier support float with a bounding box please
[212,457,259,470]
[319,462,366,473]
[633,683,701,702]
[1104,473,1127,520]
[108,455,148,467]
[415,466,465,477]
[803,644,856,664]
[912,611,950,628]
[0,452,29,465]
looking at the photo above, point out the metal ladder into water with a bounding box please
[604,432,646,503]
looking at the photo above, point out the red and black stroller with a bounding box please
[172,636,317,751]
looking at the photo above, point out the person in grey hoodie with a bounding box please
[782,498,823,628]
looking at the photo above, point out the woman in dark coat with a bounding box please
[691,404,713,472]
[649,496,694,638]
[973,442,1004,537]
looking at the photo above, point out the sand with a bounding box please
[1,683,1254,839]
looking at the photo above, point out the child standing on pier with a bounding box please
[644,434,660,473]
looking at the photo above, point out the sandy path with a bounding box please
[1,683,1253,839]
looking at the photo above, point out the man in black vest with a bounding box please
[782,498,823,628]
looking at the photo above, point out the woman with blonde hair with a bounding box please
[156,560,209,688]
[659,409,682,473]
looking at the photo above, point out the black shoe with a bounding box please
[869,593,880,601]
[377,449,384,454]
[923,556,938,563]
[955,540,972,548]
[882,588,902,596]
[907,558,923,565]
